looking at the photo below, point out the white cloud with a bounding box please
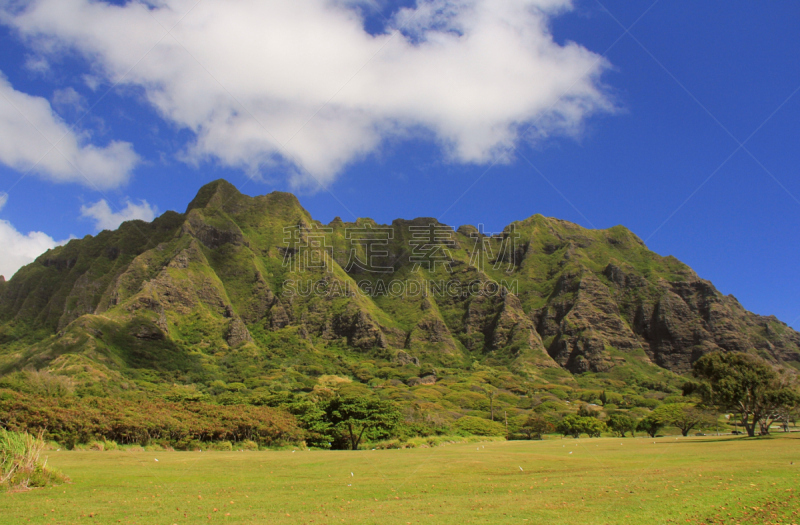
[3,0,612,188]
[52,87,86,113]
[23,54,49,74]
[0,193,65,280]
[0,221,61,279]
[80,199,156,231]
[0,74,140,189]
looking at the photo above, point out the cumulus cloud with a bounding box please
[80,199,156,231]
[0,74,139,188]
[4,0,612,188]
[0,193,64,280]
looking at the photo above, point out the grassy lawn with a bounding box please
[1,434,798,524]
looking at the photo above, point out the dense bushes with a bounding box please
[453,416,506,437]
[0,389,302,449]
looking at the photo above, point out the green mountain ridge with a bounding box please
[1,179,798,420]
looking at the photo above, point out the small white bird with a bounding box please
[347,484,352,487]
[154,459,159,462]
[519,466,523,471]
[351,472,354,477]
[569,451,573,454]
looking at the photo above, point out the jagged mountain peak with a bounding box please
[0,180,797,395]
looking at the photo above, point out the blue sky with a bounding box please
[0,0,798,329]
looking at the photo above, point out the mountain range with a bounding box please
[1,179,798,412]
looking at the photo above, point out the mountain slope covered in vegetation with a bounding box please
[0,179,797,443]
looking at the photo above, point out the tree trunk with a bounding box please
[348,423,357,450]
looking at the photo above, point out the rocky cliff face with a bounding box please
[0,180,797,386]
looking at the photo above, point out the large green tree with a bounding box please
[636,415,665,438]
[688,352,799,437]
[652,403,711,437]
[556,415,607,438]
[322,396,401,450]
[606,413,637,437]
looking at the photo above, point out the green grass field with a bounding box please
[2,434,798,524]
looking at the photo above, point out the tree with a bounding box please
[286,400,333,449]
[689,352,799,437]
[606,413,637,437]
[637,415,665,438]
[481,385,498,421]
[653,403,712,437]
[582,418,607,438]
[556,415,607,438]
[520,415,554,440]
[322,396,401,450]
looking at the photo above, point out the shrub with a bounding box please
[0,388,304,448]
[453,416,506,437]
[1,429,69,491]
[240,440,259,451]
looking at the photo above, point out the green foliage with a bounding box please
[599,390,623,406]
[285,400,334,449]
[452,416,506,437]
[556,415,607,438]
[322,395,402,450]
[0,389,302,448]
[636,415,665,438]
[1,429,69,491]
[652,403,713,437]
[606,413,637,437]
[689,351,799,437]
[1,180,798,451]
[519,414,554,440]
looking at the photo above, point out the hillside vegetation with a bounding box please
[0,179,798,447]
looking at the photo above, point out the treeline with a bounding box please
[514,351,800,440]
[0,389,303,449]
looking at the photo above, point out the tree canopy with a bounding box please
[556,415,607,438]
[636,414,665,438]
[606,413,637,437]
[688,352,799,437]
[322,395,401,450]
[520,415,554,440]
[652,403,712,437]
